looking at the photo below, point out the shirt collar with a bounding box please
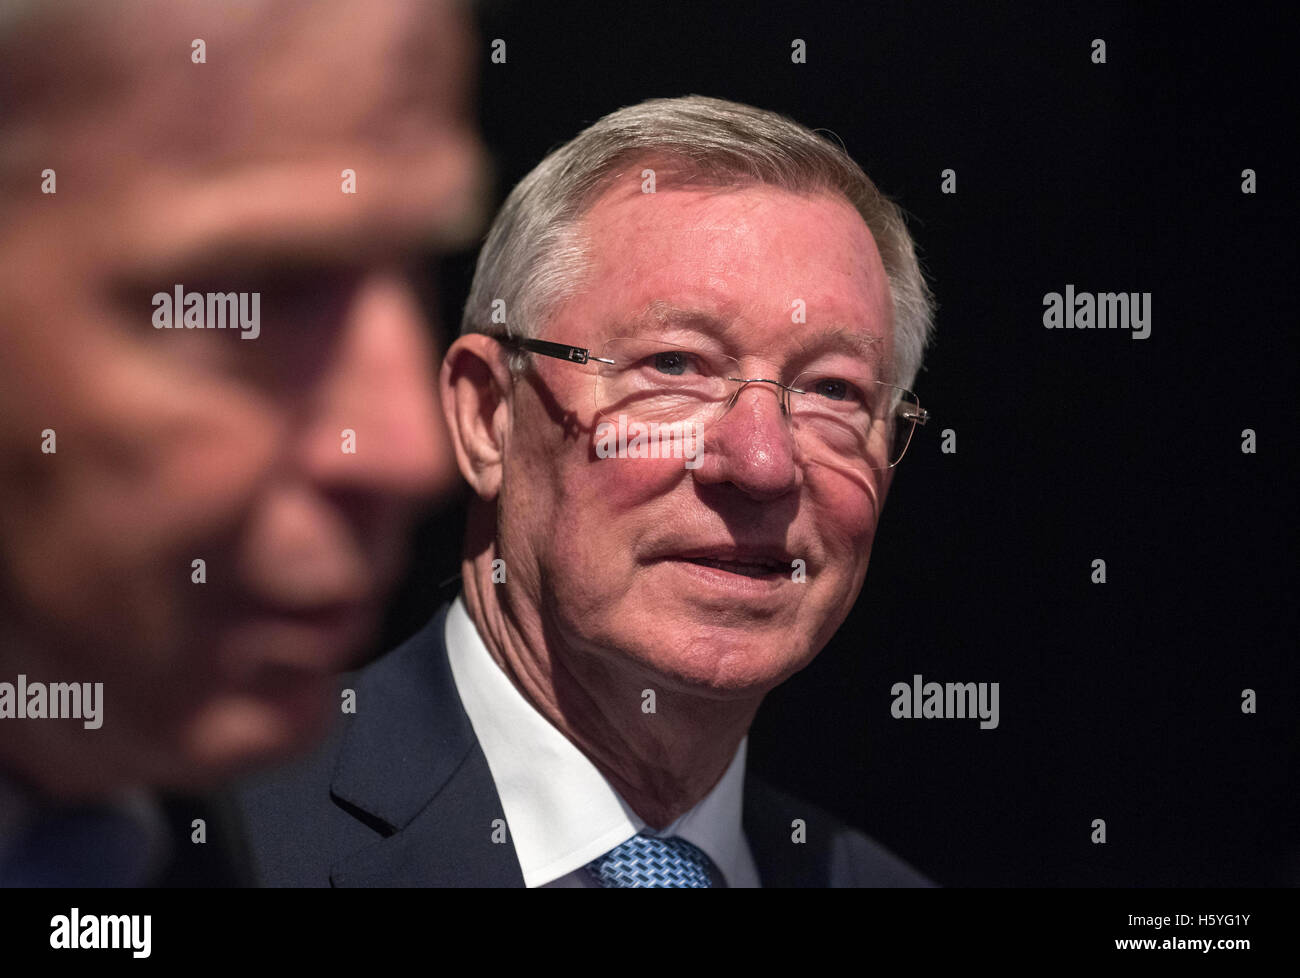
[444,594,756,887]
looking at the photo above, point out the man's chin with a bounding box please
[620,631,816,699]
[168,680,339,787]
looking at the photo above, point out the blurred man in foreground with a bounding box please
[0,0,486,885]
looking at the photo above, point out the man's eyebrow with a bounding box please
[110,147,491,286]
[625,302,727,334]
[618,302,883,362]
[113,233,442,289]
[791,325,883,363]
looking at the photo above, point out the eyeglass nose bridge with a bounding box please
[721,376,802,416]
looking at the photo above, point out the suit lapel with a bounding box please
[325,603,525,887]
[330,743,524,887]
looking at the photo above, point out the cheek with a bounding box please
[503,411,690,595]
[587,451,688,509]
[567,456,683,584]
[5,332,282,646]
[809,469,884,572]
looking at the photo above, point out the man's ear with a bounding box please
[440,333,514,500]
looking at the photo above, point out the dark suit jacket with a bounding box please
[157,792,255,887]
[234,603,934,888]
[0,789,251,887]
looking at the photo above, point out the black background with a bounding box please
[378,0,1298,886]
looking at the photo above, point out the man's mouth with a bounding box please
[216,599,375,680]
[681,556,787,579]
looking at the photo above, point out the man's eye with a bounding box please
[811,377,858,401]
[650,351,691,375]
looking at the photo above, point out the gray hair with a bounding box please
[461,94,935,390]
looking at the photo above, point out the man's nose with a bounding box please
[295,268,457,500]
[690,381,802,500]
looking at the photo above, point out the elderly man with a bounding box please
[238,95,934,887]
[0,0,485,886]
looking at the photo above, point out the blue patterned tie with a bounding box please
[585,833,723,887]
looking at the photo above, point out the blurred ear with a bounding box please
[440,334,513,500]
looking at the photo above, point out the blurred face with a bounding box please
[0,0,485,792]
[498,179,895,697]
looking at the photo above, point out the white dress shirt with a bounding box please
[444,595,760,887]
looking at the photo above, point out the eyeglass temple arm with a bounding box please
[903,406,930,426]
[504,337,616,365]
